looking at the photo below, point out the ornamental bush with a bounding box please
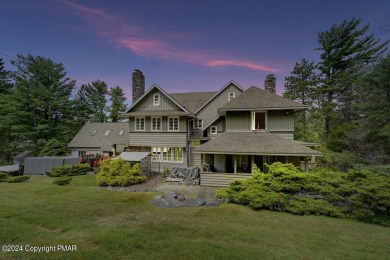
[46,164,90,177]
[216,162,390,226]
[53,176,72,186]
[5,175,31,183]
[96,158,146,187]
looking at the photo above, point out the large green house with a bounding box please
[122,70,321,185]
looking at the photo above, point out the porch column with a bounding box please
[233,155,237,174]
[305,157,309,173]
[251,155,254,174]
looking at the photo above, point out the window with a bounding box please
[151,117,162,131]
[235,155,248,172]
[135,117,145,131]
[153,94,160,106]
[118,130,124,136]
[152,147,183,162]
[168,117,179,131]
[193,119,203,129]
[91,130,97,136]
[191,140,201,146]
[228,92,235,101]
[251,112,266,130]
[210,126,217,134]
[104,130,110,136]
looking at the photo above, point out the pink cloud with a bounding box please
[61,1,281,73]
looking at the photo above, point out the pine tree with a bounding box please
[78,80,108,122]
[0,58,13,94]
[316,18,388,140]
[108,86,127,122]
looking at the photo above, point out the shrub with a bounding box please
[5,175,31,183]
[53,176,72,186]
[96,158,146,187]
[0,172,8,181]
[46,164,89,177]
[217,162,390,226]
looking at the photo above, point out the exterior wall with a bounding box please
[150,152,188,172]
[270,131,294,140]
[189,147,202,168]
[132,88,182,111]
[196,84,243,128]
[129,132,187,147]
[207,117,225,138]
[267,110,294,131]
[226,111,251,131]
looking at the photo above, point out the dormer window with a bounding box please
[228,92,235,101]
[119,130,124,136]
[193,119,203,129]
[104,130,110,136]
[153,94,160,106]
[91,130,97,136]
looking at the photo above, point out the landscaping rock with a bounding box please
[151,191,206,208]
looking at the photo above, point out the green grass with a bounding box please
[1,175,389,259]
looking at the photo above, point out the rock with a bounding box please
[151,191,206,208]
[205,199,224,207]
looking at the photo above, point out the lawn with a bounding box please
[1,175,389,259]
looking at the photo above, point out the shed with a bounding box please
[24,156,80,175]
[118,152,150,162]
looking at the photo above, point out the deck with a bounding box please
[200,172,252,187]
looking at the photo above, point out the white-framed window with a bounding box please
[152,147,183,163]
[210,126,217,134]
[193,119,203,129]
[228,92,235,101]
[251,111,266,130]
[153,93,160,106]
[168,117,179,131]
[151,117,162,131]
[135,117,145,131]
[104,130,110,136]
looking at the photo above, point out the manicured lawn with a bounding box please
[1,175,389,259]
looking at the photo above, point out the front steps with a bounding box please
[200,173,252,187]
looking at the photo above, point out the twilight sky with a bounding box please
[1,0,389,101]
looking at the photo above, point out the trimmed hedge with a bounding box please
[216,162,390,226]
[53,176,72,186]
[96,158,146,186]
[4,175,31,183]
[46,164,90,177]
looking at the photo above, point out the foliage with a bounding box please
[3,175,31,183]
[38,138,69,156]
[108,86,127,122]
[316,148,361,171]
[162,167,170,177]
[217,162,390,226]
[96,158,146,186]
[0,58,13,94]
[77,80,108,122]
[53,176,72,186]
[46,164,90,177]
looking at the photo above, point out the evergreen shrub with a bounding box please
[46,164,90,177]
[5,175,31,183]
[96,158,146,186]
[216,162,390,226]
[53,176,72,186]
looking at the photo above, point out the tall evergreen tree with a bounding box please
[108,86,127,122]
[78,80,108,122]
[3,54,76,154]
[284,59,321,141]
[316,18,388,140]
[0,58,13,94]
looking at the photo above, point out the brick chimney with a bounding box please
[264,74,276,94]
[132,69,145,103]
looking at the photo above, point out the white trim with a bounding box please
[151,146,184,163]
[193,119,203,129]
[135,117,145,131]
[228,92,235,101]
[104,130,110,136]
[151,117,162,131]
[168,117,179,131]
[210,126,217,134]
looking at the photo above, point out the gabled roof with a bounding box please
[123,84,192,116]
[218,86,308,113]
[68,122,129,151]
[194,80,245,115]
[194,132,322,156]
[170,91,217,113]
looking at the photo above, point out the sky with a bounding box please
[1,0,389,102]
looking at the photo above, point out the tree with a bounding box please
[39,138,68,156]
[3,54,76,154]
[108,86,127,122]
[0,58,13,94]
[316,18,388,140]
[78,80,108,122]
[284,59,320,141]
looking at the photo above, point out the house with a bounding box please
[68,122,129,157]
[122,70,321,185]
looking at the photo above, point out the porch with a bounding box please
[200,172,252,187]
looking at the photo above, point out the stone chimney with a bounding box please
[132,69,145,103]
[264,74,276,94]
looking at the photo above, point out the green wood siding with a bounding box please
[196,84,243,128]
[129,116,187,132]
[132,89,182,111]
[226,111,251,131]
[129,132,187,147]
[267,110,294,131]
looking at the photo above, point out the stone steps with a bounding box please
[200,173,252,187]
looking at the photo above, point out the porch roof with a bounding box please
[193,131,322,156]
